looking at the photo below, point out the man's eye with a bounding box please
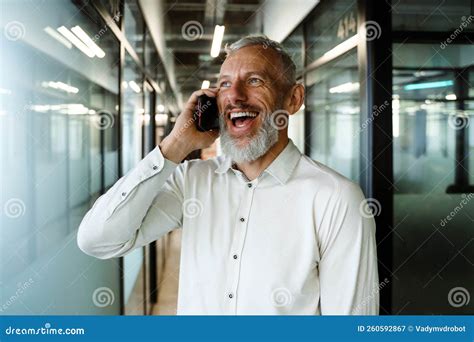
[220,81,231,88]
[248,78,262,85]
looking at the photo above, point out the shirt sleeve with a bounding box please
[76,145,185,259]
[317,180,380,315]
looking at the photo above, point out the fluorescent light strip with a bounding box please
[201,80,210,89]
[44,26,72,49]
[30,103,90,114]
[0,88,12,95]
[42,81,79,94]
[329,82,360,94]
[155,114,168,126]
[58,82,78,94]
[51,81,79,93]
[210,25,225,58]
[71,26,106,58]
[129,81,141,93]
[404,80,453,91]
[57,26,95,58]
[323,34,359,61]
[392,98,400,137]
[59,104,89,114]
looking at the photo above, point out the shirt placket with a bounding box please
[224,174,257,314]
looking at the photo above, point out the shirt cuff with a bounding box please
[106,145,179,219]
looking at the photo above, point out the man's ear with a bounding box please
[286,83,305,115]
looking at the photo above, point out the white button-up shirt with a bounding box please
[77,140,379,315]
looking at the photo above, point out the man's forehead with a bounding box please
[219,45,282,78]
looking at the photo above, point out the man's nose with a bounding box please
[225,80,248,106]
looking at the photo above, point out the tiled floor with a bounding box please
[152,230,181,315]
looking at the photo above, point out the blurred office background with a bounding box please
[0,0,473,315]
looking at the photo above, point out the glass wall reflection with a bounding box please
[306,49,360,182]
[0,0,121,314]
[121,51,146,315]
[392,42,474,314]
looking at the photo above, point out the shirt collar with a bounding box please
[215,139,301,185]
[214,155,233,174]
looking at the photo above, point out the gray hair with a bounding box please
[225,35,296,90]
[219,107,279,163]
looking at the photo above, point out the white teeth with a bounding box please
[230,112,258,120]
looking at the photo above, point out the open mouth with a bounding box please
[229,111,259,128]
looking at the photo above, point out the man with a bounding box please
[77,35,379,315]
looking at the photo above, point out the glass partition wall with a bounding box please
[282,0,394,312]
[391,0,474,314]
[0,0,176,314]
[306,50,360,182]
[3,0,472,317]
[282,0,473,314]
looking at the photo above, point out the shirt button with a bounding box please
[121,192,127,197]
[247,183,252,188]
[233,254,238,259]
[152,165,158,170]
[228,293,233,299]
[240,217,245,222]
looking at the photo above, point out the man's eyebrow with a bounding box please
[218,75,230,81]
[218,71,269,81]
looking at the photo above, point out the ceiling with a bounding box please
[163,0,263,100]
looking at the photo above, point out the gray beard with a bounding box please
[219,112,279,163]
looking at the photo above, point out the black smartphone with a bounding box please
[193,95,219,132]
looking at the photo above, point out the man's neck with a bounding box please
[234,136,289,181]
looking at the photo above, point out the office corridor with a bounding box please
[1,0,473,317]
[153,230,181,316]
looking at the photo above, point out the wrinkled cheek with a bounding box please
[216,95,227,114]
